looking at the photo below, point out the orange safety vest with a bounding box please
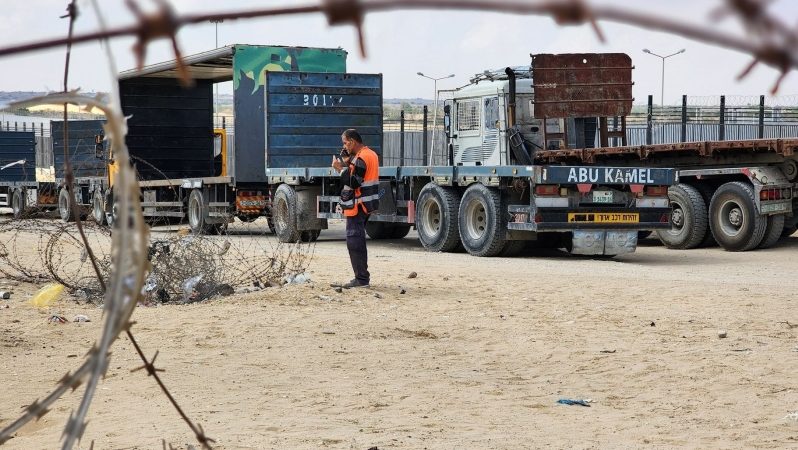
[344,146,380,217]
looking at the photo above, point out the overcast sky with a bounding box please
[0,0,797,105]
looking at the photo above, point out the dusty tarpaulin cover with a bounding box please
[531,53,633,118]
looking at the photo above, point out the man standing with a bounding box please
[332,129,379,288]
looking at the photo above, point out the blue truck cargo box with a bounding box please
[0,131,36,184]
[265,72,382,169]
[51,120,107,180]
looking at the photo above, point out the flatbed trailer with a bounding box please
[535,122,798,251]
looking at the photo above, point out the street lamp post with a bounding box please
[642,48,685,107]
[417,72,455,165]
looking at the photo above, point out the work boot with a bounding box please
[342,279,369,289]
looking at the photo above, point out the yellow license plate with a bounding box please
[568,212,639,223]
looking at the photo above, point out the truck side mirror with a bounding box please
[443,105,451,138]
[94,134,104,159]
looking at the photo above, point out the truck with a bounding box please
[0,120,109,222]
[110,44,351,233]
[112,45,674,257]
[530,54,798,252]
[0,129,42,218]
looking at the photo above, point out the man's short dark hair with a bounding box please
[342,128,363,144]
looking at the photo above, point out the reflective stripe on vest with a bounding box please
[345,146,380,217]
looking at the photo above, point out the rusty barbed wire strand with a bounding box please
[0,90,145,449]
[126,330,215,449]
[0,1,795,90]
[2,0,780,447]
[59,0,109,295]
[1,1,298,447]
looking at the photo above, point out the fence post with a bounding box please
[646,95,653,145]
[40,123,44,136]
[422,105,428,166]
[222,116,226,130]
[15,122,18,132]
[758,95,765,139]
[399,110,405,166]
[719,95,725,141]
[681,95,687,143]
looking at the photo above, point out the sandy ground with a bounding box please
[2,222,798,449]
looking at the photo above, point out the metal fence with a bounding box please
[624,123,798,146]
[9,96,798,164]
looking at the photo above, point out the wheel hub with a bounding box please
[728,207,743,227]
[671,206,684,228]
[465,201,487,239]
[421,198,442,236]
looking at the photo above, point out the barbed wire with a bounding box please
[1,0,796,448]
[0,1,795,92]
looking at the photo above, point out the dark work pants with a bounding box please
[346,208,370,284]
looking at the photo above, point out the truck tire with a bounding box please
[709,181,767,252]
[58,187,76,222]
[693,183,718,247]
[272,184,300,243]
[782,224,797,238]
[499,240,526,257]
[656,184,707,249]
[365,222,411,239]
[758,214,785,249]
[415,183,462,252]
[390,224,411,239]
[188,189,212,234]
[92,190,107,225]
[300,229,321,242]
[11,189,25,219]
[458,184,507,257]
[105,190,117,228]
[365,222,393,239]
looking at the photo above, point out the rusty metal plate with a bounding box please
[532,53,633,118]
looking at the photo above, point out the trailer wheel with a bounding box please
[58,188,76,222]
[694,183,719,247]
[416,184,462,252]
[656,184,707,249]
[300,229,321,242]
[365,222,394,239]
[782,224,797,238]
[92,190,107,225]
[390,224,411,239]
[499,240,526,257]
[11,189,25,219]
[188,189,213,234]
[709,181,767,251]
[105,191,117,228]
[758,214,785,249]
[458,184,506,257]
[272,184,300,243]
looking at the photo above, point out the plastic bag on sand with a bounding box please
[182,275,204,302]
[29,284,65,308]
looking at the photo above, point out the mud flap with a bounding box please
[296,187,327,231]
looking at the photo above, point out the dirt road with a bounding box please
[2,225,798,449]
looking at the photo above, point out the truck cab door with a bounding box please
[452,97,483,166]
